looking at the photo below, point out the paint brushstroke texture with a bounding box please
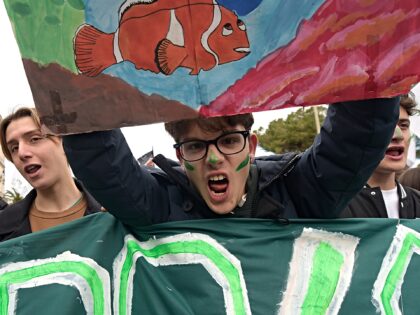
[3,0,419,132]
[201,0,420,116]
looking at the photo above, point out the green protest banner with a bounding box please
[0,212,419,314]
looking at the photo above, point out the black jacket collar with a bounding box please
[152,153,301,219]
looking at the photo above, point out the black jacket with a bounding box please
[64,98,399,227]
[341,182,420,218]
[0,180,102,242]
[0,198,8,210]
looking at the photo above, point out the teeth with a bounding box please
[25,165,39,173]
[209,175,226,181]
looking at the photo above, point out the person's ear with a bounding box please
[175,149,184,166]
[248,133,258,162]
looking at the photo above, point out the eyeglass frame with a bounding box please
[173,130,250,162]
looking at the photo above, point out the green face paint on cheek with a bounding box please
[236,155,250,172]
[184,162,195,171]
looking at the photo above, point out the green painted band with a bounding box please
[301,242,344,315]
[381,233,420,315]
[0,261,105,315]
[120,239,246,315]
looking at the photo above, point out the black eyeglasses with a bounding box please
[174,130,250,162]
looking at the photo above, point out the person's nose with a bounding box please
[17,141,33,161]
[206,144,224,167]
[392,125,404,142]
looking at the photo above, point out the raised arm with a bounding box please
[285,97,400,218]
[63,129,170,226]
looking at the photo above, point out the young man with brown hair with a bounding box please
[341,93,420,218]
[0,107,102,241]
[63,97,399,226]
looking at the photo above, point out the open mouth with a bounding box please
[385,146,404,157]
[24,164,41,175]
[208,175,229,195]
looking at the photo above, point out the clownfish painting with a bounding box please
[74,0,251,77]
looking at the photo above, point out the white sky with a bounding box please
[0,2,419,194]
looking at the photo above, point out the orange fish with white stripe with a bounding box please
[74,0,251,76]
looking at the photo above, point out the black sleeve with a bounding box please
[63,129,170,226]
[285,97,399,218]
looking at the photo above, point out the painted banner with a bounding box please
[3,0,420,134]
[1,213,420,314]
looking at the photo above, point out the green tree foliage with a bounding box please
[5,188,24,204]
[256,107,326,154]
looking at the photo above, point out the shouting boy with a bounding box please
[63,97,399,225]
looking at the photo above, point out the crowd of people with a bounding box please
[0,92,418,242]
[0,86,417,315]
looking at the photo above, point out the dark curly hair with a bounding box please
[400,92,419,116]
